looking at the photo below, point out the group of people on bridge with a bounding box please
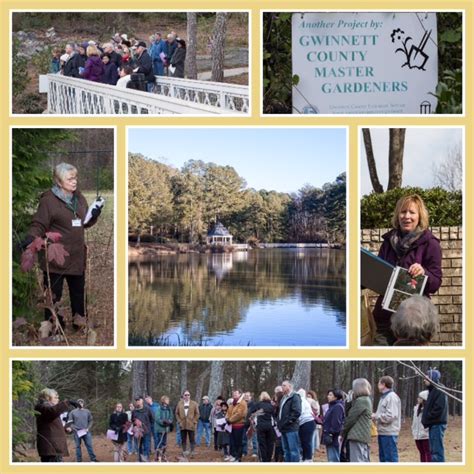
[50,31,186,92]
[34,369,448,463]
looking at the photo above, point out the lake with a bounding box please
[128,248,346,346]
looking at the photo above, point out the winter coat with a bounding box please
[249,400,275,432]
[342,395,372,444]
[422,385,448,428]
[150,39,166,63]
[322,399,345,445]
[277,391,302,433]
[109,50,122,68]
[28,189,97,275]
[412,406,429,440]
[163,41,177,64]
[35,400,72,457]
[170,47,186,78]
[109,411,129,443]
[374,390,401,435]
[199,403,212,422]
[373,229,442,337]
[132,406,154,434]
[227,396,248,427]
[135,50,155,83]
[63,52,83,78]
[102,62,119,85]
[215,411,230,445]
[81,55,105,82]
[154,403,173,434]
[175,400,199,431]
[50,58,60,74]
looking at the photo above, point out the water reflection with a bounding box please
[129,248,346,346]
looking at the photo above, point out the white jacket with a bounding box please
[411,406,429,440]
[375,390,401,435]
[296,389,314,426]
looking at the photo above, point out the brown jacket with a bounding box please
[28,190,97,275]
[35,400,71,457]
[227,397,248,425]
[175,400,199,431]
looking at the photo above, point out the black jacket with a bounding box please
[102,62,119,85]
[135,50,155,83]
[249,401,275,431]
[109,412,129,443]
[199,403,212,422]
[277,392,301,433]
[63,53,85,78]
[422,385,448,427]
[132,406,154,434]
[109,50,122,69]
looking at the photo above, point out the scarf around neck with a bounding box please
[389,228,424,260]
[51,184,75,206]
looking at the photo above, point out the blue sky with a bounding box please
[128,127,347,193]
[360,128,463,196]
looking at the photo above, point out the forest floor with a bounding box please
[21,416,462,463]
[12,191,114,347]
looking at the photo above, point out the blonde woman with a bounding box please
[80,44,105,82]
[372,194,442,345]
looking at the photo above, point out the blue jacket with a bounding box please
[150,39,166,63]
[323,399,345,444]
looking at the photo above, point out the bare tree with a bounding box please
[186,13,198,79]
[180,361,188,393]
[363,128,406,193]
[291,361,311,391]
[432,143,463,191]
[387,128,406,190]
[362,128,384,193]
[132,361,152,398]
[211,12,228,82]
[208,361,225,402]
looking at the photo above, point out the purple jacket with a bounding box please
[373,228,442,333]
[81,55,105,82]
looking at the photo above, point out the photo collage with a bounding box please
[1,3,471,473]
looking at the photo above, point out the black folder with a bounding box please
[360,247,394,295]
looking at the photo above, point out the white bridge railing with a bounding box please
[44,74,247,115]
[154,76,249,113]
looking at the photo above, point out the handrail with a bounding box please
[46,74,243,115]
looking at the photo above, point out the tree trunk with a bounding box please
[211,12,228,82]
[362,128,384,194]
[180,361,188,393]
[195,366,211,401]
[387,128,406,190]
[208,361,225,402]
[132,361,149,398]
[186,13,198,80]
[291,361,311,391]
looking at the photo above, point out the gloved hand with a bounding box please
[91,207,102,219]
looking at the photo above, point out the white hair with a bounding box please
[54,162,77,184]
[391,295,439,343]
[38,387,58,402]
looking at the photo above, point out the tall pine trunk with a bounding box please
[211,13,228,82]
[186,13,198,79]
[208,361,225,402]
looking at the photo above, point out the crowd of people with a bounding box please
[34,369,449,463]
[49,31,187,91]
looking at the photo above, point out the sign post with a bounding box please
[292,12,438,114]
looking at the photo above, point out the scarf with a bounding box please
[51,184,74,205]
[389,228,424,260]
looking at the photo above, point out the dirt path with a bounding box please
[22,416,462,463]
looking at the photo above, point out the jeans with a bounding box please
[429,424,447,462]
[326,444,340,462]
[73,431,96,462]
[176,425,182,447]
[196,420,211,447]
[138,432,151,461]
[299,420,316,461]
[127,433,137,454]
[281,430,300,462]
[146,81,155,93]
[156,432,168,449]
[153,61,164,76]
[378,435,399,462]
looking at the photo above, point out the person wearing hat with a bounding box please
[411,390,431,462]
[169,38,186,78]
[422,369,448,462]
[66,398,98,462]
[196,395,212,448]
[133,41,155,92]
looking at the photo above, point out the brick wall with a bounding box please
[361,226,463,346]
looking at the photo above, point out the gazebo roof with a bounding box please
[207,221,232,237]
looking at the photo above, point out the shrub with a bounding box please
[361,187,462,229]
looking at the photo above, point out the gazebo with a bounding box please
[206,222,233,246]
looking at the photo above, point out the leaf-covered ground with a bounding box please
[20,416,462,463]
[12,191,114,347]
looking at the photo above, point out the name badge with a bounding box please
[72,219,82,227]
